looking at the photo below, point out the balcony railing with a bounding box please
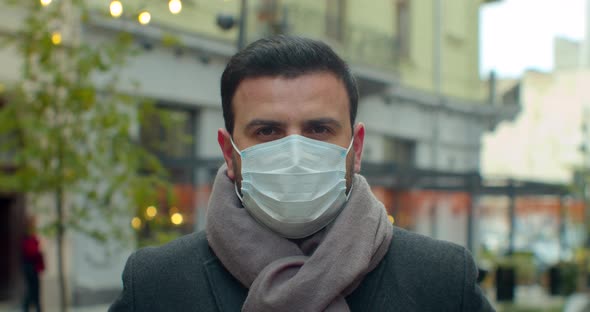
[262,3,400,73]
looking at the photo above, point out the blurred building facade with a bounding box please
[0,0,515,307]
[480,70,588,264]
[482,69,588,183]
[480,19,590,265]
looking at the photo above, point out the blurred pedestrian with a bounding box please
[110,35,493,311]
[22,216,44,312]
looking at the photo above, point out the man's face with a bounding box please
[218,71,365,192]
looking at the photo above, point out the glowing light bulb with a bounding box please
[131,217,142,229]
[40,0,52,7]
[110,0,123,18]
[146,205,157,219]
[51,32,62,45]
[171,212,183,225]
[169,0,182,14]
[138,11,151,25]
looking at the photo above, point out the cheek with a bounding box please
[346,147,356,171]
[232,152,242,177]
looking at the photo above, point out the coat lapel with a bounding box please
[195,232,248,312]
[204,257,249,311]
[347,245,418,312]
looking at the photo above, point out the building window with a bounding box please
[140,104,195,160]
[383,136,415,166]
[325,0,346,42]
[137,104,198,245]
[395,0,410,58]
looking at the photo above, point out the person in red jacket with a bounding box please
[22,216,44,312]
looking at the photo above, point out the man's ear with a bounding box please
[352,123,365,173]
[218,128,235,180]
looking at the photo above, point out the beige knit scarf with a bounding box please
[206,165,393,311]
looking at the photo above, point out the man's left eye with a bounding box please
[307,126,332,139]
[309,126,330,135]
[257,127,276,136]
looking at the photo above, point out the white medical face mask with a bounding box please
[231,134,353,239]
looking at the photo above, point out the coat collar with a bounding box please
[196,232,247,311]
[204,257,248,312]
[346,243,417,311]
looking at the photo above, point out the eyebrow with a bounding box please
[303,118,343,129]
[244,119,286,131]
[244,117,343,131]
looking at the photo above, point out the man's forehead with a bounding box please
[231,72,351,128]
[233,73,347,104]
[235,72,345,93]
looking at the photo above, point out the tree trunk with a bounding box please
[56,187,67,312]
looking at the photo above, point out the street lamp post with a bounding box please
[216,0,248,51]
[237,0,247,50]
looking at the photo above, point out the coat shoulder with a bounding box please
[121,231,218,311]
[390,226,466,265]
[381,227,482,310]
[133,231,211,270]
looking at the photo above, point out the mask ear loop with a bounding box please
[345,137,354,155]
[229,137,245,204]
[229,137,242,155]
[346,183,354,200]
[345,137,355,200]
[234,183,244,204]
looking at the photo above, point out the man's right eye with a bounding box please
[256,127,278,137]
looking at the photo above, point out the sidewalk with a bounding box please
[487,284,566,311]
[0,302,110,312]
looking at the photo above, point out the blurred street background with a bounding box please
[1,0,590,311]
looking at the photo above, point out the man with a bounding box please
[110,36,494,311]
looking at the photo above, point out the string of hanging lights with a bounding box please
[40,0,183,25]
[109,0,184,25]
[36,0,192,231]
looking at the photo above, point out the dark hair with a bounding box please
[220,35,359,134]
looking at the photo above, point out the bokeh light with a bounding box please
[171,212,183,225]
[388,215,395,224]
[138,11,151,25]
[131,217,142,230]
[146,205,157,219]
[109,0,123,18]
[51,32,62,45]
[169,0,182,14]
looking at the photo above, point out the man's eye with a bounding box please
[257,127,277,136]
[310,126,330,134]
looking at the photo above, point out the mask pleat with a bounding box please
[237,134,352,238]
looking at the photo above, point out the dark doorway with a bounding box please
[0,194,25,301]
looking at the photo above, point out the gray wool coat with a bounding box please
[109,226,494,311]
